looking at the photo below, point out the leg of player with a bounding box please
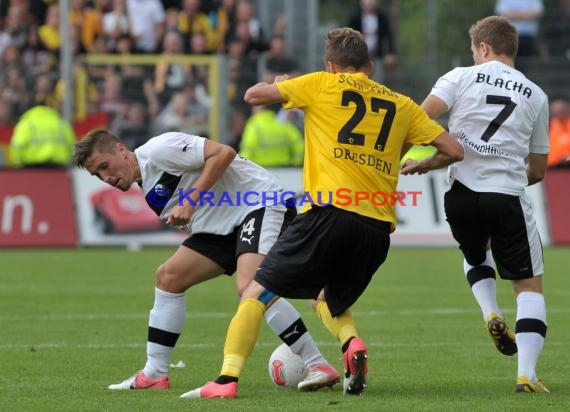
[235,253,338,390]
[108,246,222,390]
[180,281,277,399]
[265,297,340,392]
[231,253,339,392]
[512,276,549,393]
[464,249,517,356]
[313,295,368,396]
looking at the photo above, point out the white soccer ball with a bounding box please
[268,343,307,388]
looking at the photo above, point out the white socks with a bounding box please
[143,288,186,379]
[264,298,326,367]
[516,291,547,381]
[464,250,500,320]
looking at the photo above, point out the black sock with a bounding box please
[215,375,239,384]
[341,337,355,353]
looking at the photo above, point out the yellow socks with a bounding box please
[315,300,358,346]
[220,298,265,377]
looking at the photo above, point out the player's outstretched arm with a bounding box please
[401,132,464,175]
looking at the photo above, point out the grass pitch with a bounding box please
[1,247,569,411]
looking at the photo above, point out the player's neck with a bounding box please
[484,55,514,68]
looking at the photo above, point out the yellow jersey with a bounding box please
[276,71,444,228]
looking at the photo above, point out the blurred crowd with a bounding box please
[2,0,569,169]
[0,0,302,157]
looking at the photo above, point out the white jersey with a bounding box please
[430,60,549,195]
[135,132,286,235]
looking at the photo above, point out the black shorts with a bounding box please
[254,206,391,317]
[183,206,296,275]
[444,181,544,280]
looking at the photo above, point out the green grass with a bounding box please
[1,247,569,411]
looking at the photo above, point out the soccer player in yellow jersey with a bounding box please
[182,27,464,399]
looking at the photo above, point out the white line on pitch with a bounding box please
[1,307,570,321]
[1,340,568,350]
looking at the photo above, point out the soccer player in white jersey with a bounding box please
[72,129,339,392]
[403,16,550,393]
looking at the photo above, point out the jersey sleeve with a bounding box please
[529,98,550,154]
[276,72,323,110]
[429,67,464,110]
[403,97,446,145]
[149,133,206,173]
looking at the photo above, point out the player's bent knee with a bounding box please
[155,263,185,292]
[466,265,496,287]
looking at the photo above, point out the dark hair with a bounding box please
[324,27,370,70]
[469,16,518,58]
[72,129,121,168]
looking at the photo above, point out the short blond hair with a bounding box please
[324,27,371,69]
[72,129,121,168]
[469,16,518,57]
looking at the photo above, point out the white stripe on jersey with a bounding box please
[135,132,285,235]
[430,60,549,195]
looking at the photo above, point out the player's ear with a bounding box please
[116,142,128,157]
[325,60,334,73]
[481,42,492,58]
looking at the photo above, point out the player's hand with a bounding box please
[165,204,194,227]
[400,159,421,175]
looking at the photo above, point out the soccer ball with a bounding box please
[268,343,307,388]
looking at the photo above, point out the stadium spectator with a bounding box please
[227,0,267,56]
[178,0,218,52]
[547,98,570,168]
[31,72,57,108]
[210,0,237,52]
[1,66,30,118]
[187,31,210,54]
[183,27,462,399]
[239,103,304,167]
[263,34,298,76]
[110,33,144,75]
[151,89,207,135]
[9,102,75,168]
[177,0,216,52]
[347,0,397,81]
[110,101,149,149]
[163,6,180,34]
[98,69,130,124]
[70,0,103,52]
[153,30,190,107]
[126,0,165,53]
[495,0,544,72]
[418,16,550,393]
[0,2,31,51]
[1,43,24,73]
[69,24,88,55]
[37,3,60,53]
[102,0,132,50]
[225,36,257,112]
[21,24,53,75]
[72,129,339,392]
[53,62,99,121]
